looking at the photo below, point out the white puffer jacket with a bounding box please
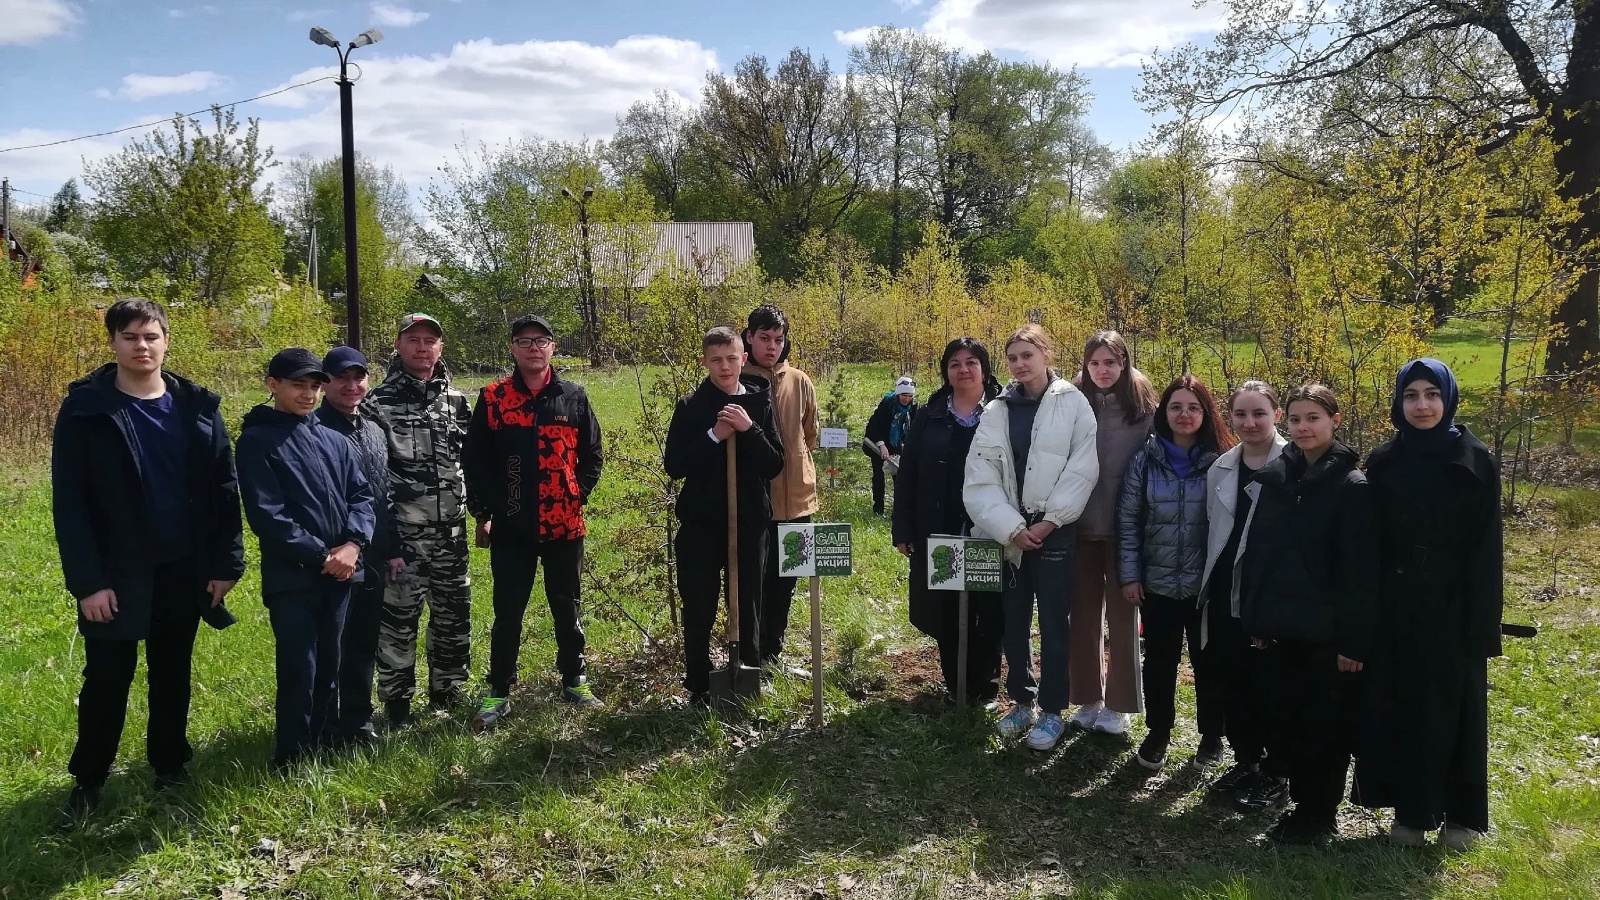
[963,376,1100,565]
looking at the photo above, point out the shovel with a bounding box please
[709,434,762,707]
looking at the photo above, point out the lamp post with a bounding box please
[309,25,383,351]
[561,185,600,367]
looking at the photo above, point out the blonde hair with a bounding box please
[1004,324,1054,363]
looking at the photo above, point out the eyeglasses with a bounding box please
[512,336,555,349]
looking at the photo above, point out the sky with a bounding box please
[0,0,1224,210]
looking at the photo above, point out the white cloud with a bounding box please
[168,8,184,17]
[255,35,715,189]
[98,70,228,101]
[845,0,1222,69]
[0,0,80,45]
[370,3,429,27]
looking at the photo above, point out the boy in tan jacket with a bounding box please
[743,305,819,674]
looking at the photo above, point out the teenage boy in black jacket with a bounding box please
[663,326,786,706]
[52,298,246,822]
[316,346,407,745]
[465,314,604,726]
[238,348,376,769]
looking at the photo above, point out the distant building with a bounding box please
[3,225,40,287]
[541,221,756,288]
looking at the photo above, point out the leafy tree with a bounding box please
[42,179,87,236]
[850,27,940,273]
[85,107,280,306]
[1142,0,1600,375]
[609,90,694,219]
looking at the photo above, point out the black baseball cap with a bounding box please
[511,313,554,338]
[267,347,330,382]
[322,345,369,376]
[397,312,444,337]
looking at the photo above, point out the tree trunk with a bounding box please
[1547,111,1600,377]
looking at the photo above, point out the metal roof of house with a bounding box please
[542,221,756,288]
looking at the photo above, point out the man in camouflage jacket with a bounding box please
[363,313,474,723]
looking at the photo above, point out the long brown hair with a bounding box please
[1285,382,1339,417]
[1073,330,1157,424]
[1154,375,1236,454]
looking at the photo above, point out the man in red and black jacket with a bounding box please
[464,314,603,724]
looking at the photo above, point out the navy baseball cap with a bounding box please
[322,345,369,376]
[511,313,554,338]
[267,348,329,382]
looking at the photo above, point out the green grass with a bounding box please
[2,366,1599,898]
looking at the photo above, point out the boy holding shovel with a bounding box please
[664,327,786,708]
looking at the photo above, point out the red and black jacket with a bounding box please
[464,368,602,542]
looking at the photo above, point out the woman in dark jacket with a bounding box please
[893,338,1003,705]
[865,378,919,515]
[1354,359,1501,852]
[1238,383,1379,845]
[1117,375,1235,770]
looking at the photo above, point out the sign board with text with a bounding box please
[777,523,853,578]
[926,535,1004,593]
[819,427,849,449]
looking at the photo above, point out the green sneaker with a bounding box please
[472,696,510,733]
[560,681,604,708]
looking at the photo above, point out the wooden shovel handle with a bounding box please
[725,435,739,643]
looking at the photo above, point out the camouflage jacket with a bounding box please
[363,357,472,527]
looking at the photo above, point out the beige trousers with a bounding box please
[1069,536,1144,713]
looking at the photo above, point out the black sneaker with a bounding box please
[342,723,379,748]
[1192,735,1225,770]
[1267,810,1337,845]
[688,691,712,710]
[1135,733,1169,770]
[1234,774,1289,813]
[560,680,604,708]
[153,767,189,792]
[56,784,101,830]
[1209,762,1258,797]
[385,699,413,729]
[428,689,462,710]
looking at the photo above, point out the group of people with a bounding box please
[892,326,1503,848]
[51,297,1504,853]
[49,298,827,823]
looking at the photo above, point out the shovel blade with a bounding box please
[707,646,762,710]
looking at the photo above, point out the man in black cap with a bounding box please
[316,346,406,745]
[464,313,604,728]
[237,348,375,769]
[51,297,245,824]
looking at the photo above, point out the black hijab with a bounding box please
[1390,357,1460,455]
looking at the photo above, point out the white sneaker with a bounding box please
[1092,708,1130,735]
[1069,702,1102,730]
[1026,713,1067,751]
[996,704,1038,740]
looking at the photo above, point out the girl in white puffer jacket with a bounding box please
[963,324,1099,751]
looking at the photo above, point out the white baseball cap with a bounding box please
[895,376,915,395]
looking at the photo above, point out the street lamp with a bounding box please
[562,186,600,367]
[308,25,384,351]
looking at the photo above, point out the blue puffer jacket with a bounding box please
[1117,434,1217,599]
[237,405,376,596]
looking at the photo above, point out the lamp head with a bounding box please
[309,27,340,48]
[582,186,595,200]
[561,187,574,199]
[351,28,384,48]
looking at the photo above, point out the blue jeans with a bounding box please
[268,583,351,764]
[1001,524,1075,714]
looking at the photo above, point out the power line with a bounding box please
[0,75,339,156]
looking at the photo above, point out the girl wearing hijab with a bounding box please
[894,338,1005,706]
[1117,375,1235,770]
[1238,384,1379,844]
[1068,331,1156,736]
[1354,359,1502,852]
[965,324,1099,751]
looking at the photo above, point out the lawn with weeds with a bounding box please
[1,364,1598,899]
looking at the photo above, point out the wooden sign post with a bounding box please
[776,522,853,727]
[925,535,1004,709]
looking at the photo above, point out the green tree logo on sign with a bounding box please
[783,529,812,571]
[931,544,961,586]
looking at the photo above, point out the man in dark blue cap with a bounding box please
[237,348,375,770]
[316,346,406,745]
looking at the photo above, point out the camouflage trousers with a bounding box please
[376,520,472,703]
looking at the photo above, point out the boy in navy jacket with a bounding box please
[238,348,375,768]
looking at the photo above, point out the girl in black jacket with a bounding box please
[1353,359,1501,852]
[1238,384,1379,844]
[893,338,1003,705]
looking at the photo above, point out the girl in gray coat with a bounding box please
[1118,375,1236,770]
